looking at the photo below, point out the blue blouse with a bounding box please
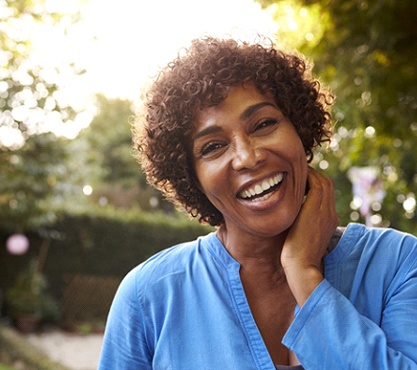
[99,224,417,369]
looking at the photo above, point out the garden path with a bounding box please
[26,330,103,370]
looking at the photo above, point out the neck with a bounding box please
[216,224,288,272]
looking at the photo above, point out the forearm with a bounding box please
[280,167,339,308]
[283,280,417,369]
[283,264,324,307]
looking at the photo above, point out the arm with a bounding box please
[281,168,417,368]
[281,167,339,307]
[283,275,417,369]
[98,268,152,370]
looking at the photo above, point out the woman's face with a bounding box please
[192,84,308,239]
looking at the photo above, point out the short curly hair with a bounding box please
[134,36,333,226]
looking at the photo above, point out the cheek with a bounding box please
[293,142,308,192]
[299,150,308,175]
[301,164,308,193]
[194,163,219,196]
[195,164,231,212]
[193,166,204,193]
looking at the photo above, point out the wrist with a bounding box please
[283,264,324,307]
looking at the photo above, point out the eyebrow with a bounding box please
[193,125,223,141]
[193,101,277,141]
[239,102,276,120]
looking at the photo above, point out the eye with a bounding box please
[200,141,225,157]
[254,118,278,132]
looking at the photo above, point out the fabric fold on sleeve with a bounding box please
[283,280,417,369]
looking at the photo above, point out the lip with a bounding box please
[236,172,286,202]
[236,174,287,212]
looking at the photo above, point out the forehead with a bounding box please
[194,84,275,129]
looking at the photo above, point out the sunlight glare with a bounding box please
[77,0,277,99]
[0,126,25,149]
[2,0,277,144]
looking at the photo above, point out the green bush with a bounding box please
[1,207,213,321]
[46,206,212,277]
[5,260,60,323]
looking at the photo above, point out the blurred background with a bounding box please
[0,0,416,368]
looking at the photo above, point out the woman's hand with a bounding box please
[281,167,339,307]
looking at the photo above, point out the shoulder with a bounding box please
[140,232,216,274]
[326,223,417,299]
[336,223,417,271]
[119,232,216,290]
[348,223,417,249]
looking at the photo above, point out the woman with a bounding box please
[98,37,417,369]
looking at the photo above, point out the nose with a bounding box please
[231,137,265,171]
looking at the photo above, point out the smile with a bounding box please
[238,173,284,201]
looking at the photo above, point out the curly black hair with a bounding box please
[134,36,333,226]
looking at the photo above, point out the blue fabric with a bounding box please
[98,223,417,369]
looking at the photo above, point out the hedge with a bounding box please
[0,206,213,322]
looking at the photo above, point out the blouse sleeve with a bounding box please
[282,274,417,369]
[98,268,152,370]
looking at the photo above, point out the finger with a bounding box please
[305,168,339,227]
[307,168,335,200]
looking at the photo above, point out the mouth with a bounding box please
[238,173,284,201]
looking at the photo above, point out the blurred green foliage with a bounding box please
[0,0,86,232]
[2,0,417,239]
[259,0,417,232]
[0,206,212,317]
[0,133,71,231]
[80,95,138,186]
[5,259,60,322]
[0,0,83,146]
[76,94,174,212]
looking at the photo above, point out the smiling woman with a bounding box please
[99,36,417,370]
[136,37,331,227]
[191,84,308,240]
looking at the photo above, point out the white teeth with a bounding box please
[239,173,284,199]
[254,184,263,194]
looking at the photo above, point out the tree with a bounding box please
[81,95,139,186]
[0,0,84,149]
[0,132,76,231]
[77,95,173,212]
[258,0,417,232]
[0,0,87,231]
